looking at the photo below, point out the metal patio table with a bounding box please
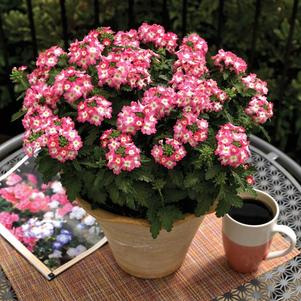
[0,134,301,301]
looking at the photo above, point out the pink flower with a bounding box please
[36,46,65,69]
[174,113,209,147]
[77,96,112,126]
[242,73,268,95]
[141,86,177,119]
[114,29,140,48]
[246,175,255,185]
[68,35,104,69]
[174,77,227,114]
[97,47,156,90]
[11,227,37,252]
[105,139,141,175]
[245,95,273,124]
[100,129,132,148]
[151,138,186,169]
[212,49,247,74]
[52,67,93,103]
[215,123,251,168]
[117,101,158,135]
[57,203,73,217]
[0,212,19,229]
[138,23,178,53]
[6,173,22,186]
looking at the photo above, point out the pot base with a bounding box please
[79,199,206,279]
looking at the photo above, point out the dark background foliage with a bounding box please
[0,0,300,162]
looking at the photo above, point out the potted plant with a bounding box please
[11,23,273,278]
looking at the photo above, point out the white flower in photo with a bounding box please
[51,181,65,193]
[44,212,54,220]
[48,250,62,259]
[49,200,60,209]
[67,245,87,258]
[83,215,96,226]
[69,206,86,220]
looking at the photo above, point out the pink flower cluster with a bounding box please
[0,182,50,213]
[53,67,93,103]
[242,73,268,95]
[77,96,112,126]
[215,123,251,168]
[117,101,157,135]
[114,29,140,48]
[27,46,65,87]
[174,113,209,147]
[47,117,83,162]
[22,106,55,156]
[22,106,82,161]
[138,23,178,53]
[151,138,186,169]
[141,86,177,119]
[36,46,65,69]
[175,77,227,114]
[245,95,273,124]
[101,131,141,174]
[23,82,59,110]
[12,227,37,252]
[97,48,155,90]
[0,212,19,229]
[68,34,104,69]
[212,49,247,74]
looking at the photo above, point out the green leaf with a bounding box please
[164,188,187,203]
[61,173,82,201]
[184,173,199,188]
[215,185,243,217]
[85,127,100,145]
[158,206,184,232]
[115,175,135,194]
[107,185,122,205]
[149,217,161,239]
[194,196,214,216]
[133,168,154,183]
[37,154,62,182]
[11,109,25,122]
[168,170,184,187]
[205,165,220,180]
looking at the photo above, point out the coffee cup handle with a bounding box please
[266,224,297,260]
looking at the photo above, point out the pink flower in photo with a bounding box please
[11,227,37,252]
[6,173,22,186]
[0,212,19,229]
[57,203,73,217]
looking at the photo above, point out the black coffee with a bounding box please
[229,199,274,225]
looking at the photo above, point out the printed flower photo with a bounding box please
[0,157,106,271]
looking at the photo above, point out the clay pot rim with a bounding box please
[79,198,217,228]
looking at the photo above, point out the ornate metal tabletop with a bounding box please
[0,143,300,301]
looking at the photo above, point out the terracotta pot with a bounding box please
[79,199,215,279]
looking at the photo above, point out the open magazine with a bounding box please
[0,154,107,280]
